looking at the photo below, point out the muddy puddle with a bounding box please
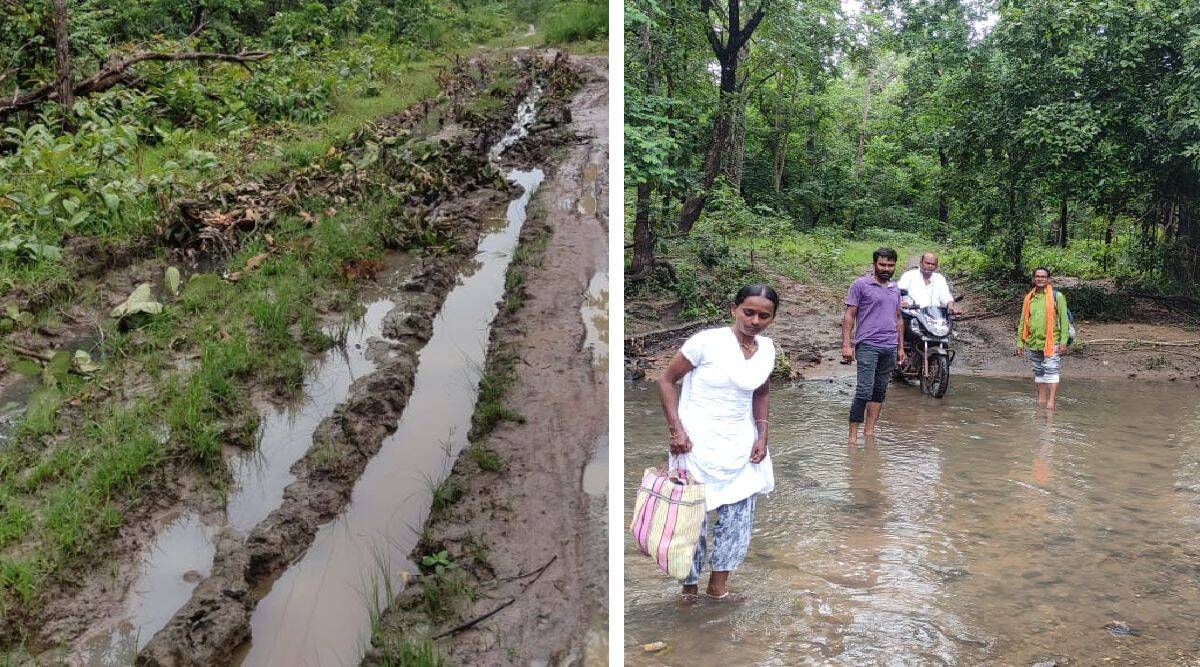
[581,270,609,372]
[72,296,402,662]
[625,376,1200,665]
[230,139,546,663]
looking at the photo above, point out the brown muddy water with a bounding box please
[73,297,400,663]
[231,167,545,666]
[625,376,1200,665]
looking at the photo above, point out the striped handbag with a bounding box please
[629,463,706,580]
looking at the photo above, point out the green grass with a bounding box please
[540,2,607,44]
[467,441,504,472]
[467,347,525,442]
[374,639,446,667]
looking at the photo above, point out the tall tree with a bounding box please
[675,0,769,233]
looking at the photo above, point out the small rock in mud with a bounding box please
[642,642,668,653]
[182,570,203,583]
[1103,620,1140,637]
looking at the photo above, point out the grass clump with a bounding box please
[467,347,524,442]
[540,2,607,44]
[374,639,446,667]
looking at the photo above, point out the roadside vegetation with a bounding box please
[625,0,1200,321]
[0,0,597,652]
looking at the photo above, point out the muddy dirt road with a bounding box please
[0,49,593,666]
[367,53,608,666]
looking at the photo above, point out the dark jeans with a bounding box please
[850,342,897,423]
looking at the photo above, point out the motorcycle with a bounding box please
[896,293,956,398]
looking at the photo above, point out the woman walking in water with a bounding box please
[1015,267,1070,410]
[656,284,778,600]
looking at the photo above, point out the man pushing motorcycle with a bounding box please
[897,252,961,314]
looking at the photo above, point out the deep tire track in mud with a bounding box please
[366,55,608,666]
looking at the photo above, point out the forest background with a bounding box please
[624,0,1200,323]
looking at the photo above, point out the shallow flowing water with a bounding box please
[625,376,1200,665]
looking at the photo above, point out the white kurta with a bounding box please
[673,327,776,511]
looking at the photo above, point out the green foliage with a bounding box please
[626,0,1200,295]
[420,549,459,577]
[540,2,607,44]
[1059,285,1133,322]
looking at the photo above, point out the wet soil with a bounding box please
[366,54,609,666]
[3,52,562,664]
[626,271,1200,386]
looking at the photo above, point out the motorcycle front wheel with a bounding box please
[924,354,950,398]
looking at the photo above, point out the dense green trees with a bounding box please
[626,0,1200,293]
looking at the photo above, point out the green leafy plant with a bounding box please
[420,549,458,577]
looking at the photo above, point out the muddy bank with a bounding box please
[626,272,1200,385]
[1,53,560,662]
[367,54,608,666]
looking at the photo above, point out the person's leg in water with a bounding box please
[681,513,709,599]
[705,495,757,598]
[1043,353,1061,410]
[849,344,880,445]
[864,347,896,438]
[1028,350,1048,407]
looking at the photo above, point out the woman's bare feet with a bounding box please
[706,571,730,598]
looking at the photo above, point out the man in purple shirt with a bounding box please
[841,247,906,445]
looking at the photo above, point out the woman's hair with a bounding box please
[733,283,780,312]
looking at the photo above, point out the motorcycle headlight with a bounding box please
[928,321,950,337]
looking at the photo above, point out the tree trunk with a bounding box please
[771,75,798,193]
[936,146,949,240]
[1008,182,1024,278]
[724,99,747,191]
[51,0,74,130]
[854,67,875,180]
[1102,210,1116,273]
[1058,194,1069,248]
[677,63,736,232]
[629,183,656,280]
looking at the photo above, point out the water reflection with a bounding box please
[625,376,1200,665]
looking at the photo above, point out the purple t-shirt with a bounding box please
[845,274,901,349]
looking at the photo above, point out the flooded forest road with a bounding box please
[625,378,1200,665]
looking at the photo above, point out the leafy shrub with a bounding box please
[1059,284,1133,321]
[540,2,606,43]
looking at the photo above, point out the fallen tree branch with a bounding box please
[434,554,559,638]
[624,318,718,344]
[10,345,54,363]
[0,49,270,118]
[1082,338,1200,347]
[433,598,515,639]
[1113,346,1200,361]
[497,554,557,582]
